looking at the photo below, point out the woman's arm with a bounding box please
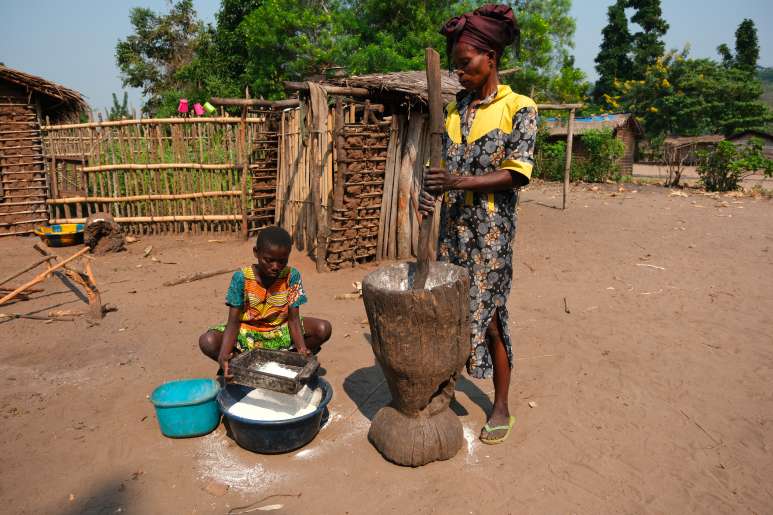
[219,306,242,379]
[424,167,527,194]
[287,306,310,356]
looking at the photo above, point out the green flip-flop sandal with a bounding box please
[480,415,515,445]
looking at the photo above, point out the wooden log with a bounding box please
[163,267,235,287]
[362,262,470,467]
[397,116,424,259]
[0,255,57,288]
[41,117,269,131]
[50,215,242,224]
[415,48,444,290]
[0,312,74,322]
[538,103,584,110]
[0,247,89,306]
[46,191,243,204]
[283,81,370,97]
[210,97,301,109]
[562,108,576,211]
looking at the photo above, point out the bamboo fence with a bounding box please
[41,115,282,235]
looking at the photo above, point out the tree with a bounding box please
[613,50,772,138]
[116,0,208,115]
[107,92,130,120]
[593,0,633,102]
[717,43,734,68]
[239,0,341,99]
[628,0,669,77]
[716,19,760,73]
[507,0,588,102]
[734,19,759,73]
[339,0,457,74]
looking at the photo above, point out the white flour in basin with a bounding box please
[228,385,323,421]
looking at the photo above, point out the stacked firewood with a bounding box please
[327,121,390,270]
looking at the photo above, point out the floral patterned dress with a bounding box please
[211,265,307,351]
[438,84,538,379]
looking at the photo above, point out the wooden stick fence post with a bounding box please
[239,95,250,240]
[562,107,576,211]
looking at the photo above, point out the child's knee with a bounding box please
[198,331,218,355]
[320,319,332,341]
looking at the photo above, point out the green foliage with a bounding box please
[118,0,589,111]
[116,0,208,115]
[697,139,773,192]
[573,129,625,182]
[506,0,589,103]
[734,19,759,73]
[108,92,130,120]
[239,0,340,99]
[628,0,669,76]
[593,0,632,102]
[340,0,458,74]
[534,126,566,181]
[716,19,760,74]
[612,50,772,138]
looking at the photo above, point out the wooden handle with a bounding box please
[414,48,444,290]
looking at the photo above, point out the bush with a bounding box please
[573,129,625,182]
[697,139,773,192]
[534,126,567,181]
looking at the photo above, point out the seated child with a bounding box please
[199,226,332,377]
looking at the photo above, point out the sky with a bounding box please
[1,0,771,113]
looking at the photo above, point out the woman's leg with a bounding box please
[198,330,223,361]
[485,308,511,428]
[302,317,332,353]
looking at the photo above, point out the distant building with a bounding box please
[542,114,643,176]
[662,135,726,166]
[0,65,86,236]
[727,130,773,159]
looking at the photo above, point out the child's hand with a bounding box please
[218,351,234,380]
[295,344,312,358]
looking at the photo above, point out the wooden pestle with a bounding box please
[414,48,444,290]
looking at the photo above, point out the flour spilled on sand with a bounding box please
[463,424,480,464]
[197,432,281,492]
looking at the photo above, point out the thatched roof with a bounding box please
[326,70,463,104]
[663,135,725,148]
[0,65,87,119]
[544,113,643,137]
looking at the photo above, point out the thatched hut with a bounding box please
[543,114,643,176]
[0,65,87,236]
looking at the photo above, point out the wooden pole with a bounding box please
[283,82,370,97]
[333,97,346,210]
[562,108,576,211]
[239,99,250,240]
[0,247,89,306]
[0,255,57,288]
[415,48,443,290]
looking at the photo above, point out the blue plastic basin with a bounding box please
[218,377,332,454]
[150,378,221,438]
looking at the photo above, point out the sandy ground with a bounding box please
[1,182,772,515]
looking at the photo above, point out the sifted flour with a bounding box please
[228,385,323,421]
[255,361,298,379]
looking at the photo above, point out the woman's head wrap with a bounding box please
[440,4,519,64]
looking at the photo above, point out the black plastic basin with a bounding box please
[217,377,332,454]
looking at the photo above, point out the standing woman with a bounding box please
[420,4,537,444]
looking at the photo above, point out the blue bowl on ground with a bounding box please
[218,377,332,454]
[150,378,221,438]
